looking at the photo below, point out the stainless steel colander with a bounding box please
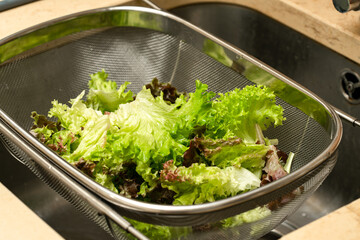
[0,6,343,240]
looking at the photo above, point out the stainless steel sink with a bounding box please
[1,3,360,240]
[171,2,360,234]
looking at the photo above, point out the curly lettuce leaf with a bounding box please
[40,76,217,194]
[160,161,261,205]
[262,145,288,184]
[30,111,61,143]
[30,111,61,132]
[48,91,102,135]
[172,80,216,143]
[67,114,111,163]
[207,85,285,143]
[176,80,216,129]
[108,87,188,187]
[145,77,184,104]
[30,70,288,214]
[86,70,133,112]
[184,137,269,171]
[95,173,118,193]
[106,81,215,189]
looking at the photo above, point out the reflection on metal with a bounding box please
[141,0,162,11]
[0,10,163,64]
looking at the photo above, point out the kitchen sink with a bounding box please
[0,3,360,240]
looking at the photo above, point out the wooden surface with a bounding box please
[153,0,360,64]
[0,0,135,38]
[0,183,64,240]
[1,0,359,63]
[281,198,360,240]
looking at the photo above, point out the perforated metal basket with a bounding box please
[0,6,342,240]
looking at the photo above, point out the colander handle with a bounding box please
[333,106,360,127]
[141,0,162,11]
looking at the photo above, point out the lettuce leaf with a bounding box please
[160,161,261,205]
[95,173,118,193]
[30,111,61,144]
[30,71,289,216]
[40,74,218,193]
[175,80,216,140]
[145,77,184,104]
[28,70,294,240]
[48,91,101,135]
[126,218,192,240]
[206,85,285,143]
[67,114,111,162]
[184,137,269,171]
[105,81,215,189]
[86,69,133,112]
[107,87,188,187]
[221,206,271,228]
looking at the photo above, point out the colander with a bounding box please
[0,6,344,240]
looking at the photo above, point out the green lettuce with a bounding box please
[221,206,271,228]
[171,80,215,144]
[206,85,285,143]
[48,91,101,136]
[104,80,215,189]
[32,73,287,198]
[203,39,233,67]
[160,161,261,205]
[107,87,188,187]
[126,218,192,240]
[67,114,111,162]
[86,69,133,113]
[95,173,118,193]
[29,70,292,239]
[184,137,269,171]
[37,73,219,193]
